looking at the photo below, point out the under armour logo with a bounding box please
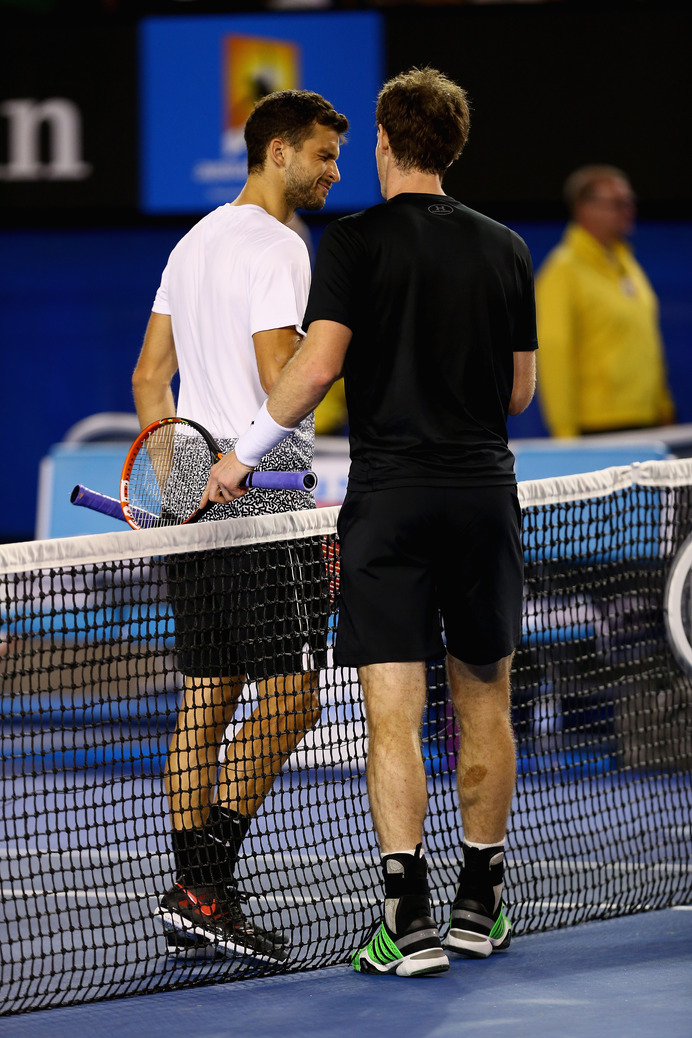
[428,204,454,215]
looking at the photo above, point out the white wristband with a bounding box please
[234,400,297,467]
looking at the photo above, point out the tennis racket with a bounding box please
[70,485,159,526]
[71,416,317,531]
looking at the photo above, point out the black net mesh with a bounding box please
[1,463,691,1015]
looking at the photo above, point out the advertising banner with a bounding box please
[0,27,137,217]
[139,12,384,215]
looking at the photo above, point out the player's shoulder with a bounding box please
[200,203,298,240]
[456,202,529,252]
[226,204,310,261]
[321,203,397,250]
[327,205,376,232]
[168,204,234,257]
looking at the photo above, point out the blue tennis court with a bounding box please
[1,908,689,1038]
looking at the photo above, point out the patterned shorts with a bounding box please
[162,418,316,521]
[164,417,329,679]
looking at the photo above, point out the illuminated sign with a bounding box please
[140,13,383,214]
[0,98,92,182]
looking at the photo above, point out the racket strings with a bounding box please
[128,426,199,527]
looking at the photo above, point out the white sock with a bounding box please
[463,838,505,851]
[383,847,420,859]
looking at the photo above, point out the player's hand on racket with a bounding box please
[72,415,318,529]
[201,450,255,506]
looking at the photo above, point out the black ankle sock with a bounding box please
[207,805,251,858]
[206,805,252,885]
[171,827,190,881]
[170,809,252,888]
[171,826,209,887]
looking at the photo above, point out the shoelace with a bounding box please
[217,885,284,943]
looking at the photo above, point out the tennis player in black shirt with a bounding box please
[203,67,538,978]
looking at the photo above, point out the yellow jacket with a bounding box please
[314,378,348,435]
[535,224,674,437]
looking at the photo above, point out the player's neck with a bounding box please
[384,168,445,201]
[231,178,293,225]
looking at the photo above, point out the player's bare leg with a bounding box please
[165,675,244,831]
[160,674,270,960]
[159,672,320,960]
[162,674,276,961]
[352,661,448,977]
[359,661,428,853]
[444,652,515,959]
[217,672,322,816]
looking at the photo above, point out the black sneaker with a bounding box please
[444,898,512,958]
[352,894,449,977]
[163,918,225,961]
[158,883,287,963]
[162,885,289,960]
[220,884,289,949]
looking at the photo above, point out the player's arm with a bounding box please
[132,312,178,431]
[253,327,303,393]
[509,350,537,415]
[265,320,350,426]
[202,320,351,504]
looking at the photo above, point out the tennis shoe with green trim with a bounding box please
[444,899,512,959]
[352,901,449,978]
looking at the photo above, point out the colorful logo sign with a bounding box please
[223,35,300,154]
[140,13,383,214]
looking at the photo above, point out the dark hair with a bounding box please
[375,67,470,176]
[563,165,630,214]
[245,90,349,173]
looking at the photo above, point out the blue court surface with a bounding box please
[2,907,690,1038]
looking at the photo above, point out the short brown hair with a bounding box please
[375,67,470,176]
[563,165,630,214]
[245,90,349,174]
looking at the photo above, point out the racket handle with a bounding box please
[245,470,318,492]
[71,485,125,522]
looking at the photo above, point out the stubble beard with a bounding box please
[284,165,327,213]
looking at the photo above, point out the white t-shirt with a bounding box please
[152,203,311,440]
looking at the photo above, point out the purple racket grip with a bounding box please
[245,470,318,492]
[70,485,125,522]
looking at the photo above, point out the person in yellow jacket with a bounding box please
[535,165,675,438]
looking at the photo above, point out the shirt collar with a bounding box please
[565,222,633,267]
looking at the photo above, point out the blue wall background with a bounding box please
[1,219,690,540]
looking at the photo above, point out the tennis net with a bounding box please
[1,459,691,1014]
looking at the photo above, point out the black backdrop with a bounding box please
[1,2,690,225]
[385,4,691,219]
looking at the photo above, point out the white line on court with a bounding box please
[1,847,690,875]
[0,886,152,901]
[2,883,685,916]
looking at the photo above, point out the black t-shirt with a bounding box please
[304,193,538,489]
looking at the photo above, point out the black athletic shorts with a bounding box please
[334,485,523,668]
[166,538,329,681]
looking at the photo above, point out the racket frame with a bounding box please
[118,417,317,529]
[120,416,221,530]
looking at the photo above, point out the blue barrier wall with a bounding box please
[1,221,690,540]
